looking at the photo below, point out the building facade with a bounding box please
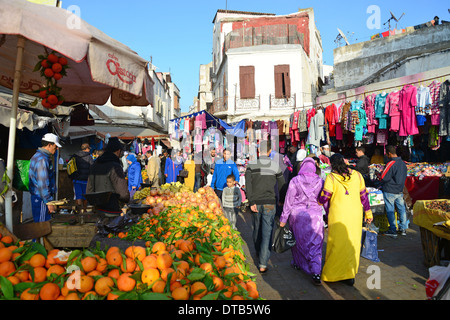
[208,8,324,123]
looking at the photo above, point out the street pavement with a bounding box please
[235,209,430,300]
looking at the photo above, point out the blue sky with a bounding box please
[61,0,449,113]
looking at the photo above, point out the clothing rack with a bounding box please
[311,73,450,109]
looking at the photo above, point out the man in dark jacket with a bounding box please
[354,147,370,185]
[70,143,94,211]
[380,145,408,237]
[245,140,285,274]
[86,138,130,216]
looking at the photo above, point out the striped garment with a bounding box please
[28,148,55,203]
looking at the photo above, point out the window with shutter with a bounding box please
[239,66,255,99]
[274,65,291,98]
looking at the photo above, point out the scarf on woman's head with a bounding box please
[296,158,323,199]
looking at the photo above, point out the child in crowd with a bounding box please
[221,174,242,229]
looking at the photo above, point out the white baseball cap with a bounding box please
[42,133,62,148]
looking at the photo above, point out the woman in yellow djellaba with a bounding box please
[318,154,373,286]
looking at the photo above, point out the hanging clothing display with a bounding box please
[365,94,377,133]
[428,80,441,126]
[375,93,389,130]
[399,84,419,137]
[416,85,432,126]
[385,90,401,132]
[439,80,450,137]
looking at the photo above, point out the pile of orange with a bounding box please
[0,187,260,300]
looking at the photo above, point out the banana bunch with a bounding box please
[133,187,151,200]
[160,182,189,193]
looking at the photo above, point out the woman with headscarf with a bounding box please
[280,157,325,285]
[126,153,143,199]
[318,154,373,286]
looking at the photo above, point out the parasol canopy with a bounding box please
[0,0,154,232]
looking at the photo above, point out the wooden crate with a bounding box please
[420,227,442,267]
[46,223,97,248]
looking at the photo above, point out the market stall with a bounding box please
[0,0,154,233]
[413,199,450,267]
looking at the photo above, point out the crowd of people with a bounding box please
[27,133,409,287]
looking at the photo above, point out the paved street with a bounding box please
[236,209,429,300]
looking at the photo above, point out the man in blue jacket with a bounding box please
[211,149,240,200]
[380,145,408,237]
[29,133,61,222]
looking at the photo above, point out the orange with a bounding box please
[160,268,176,284]
[1,235,13,244]
[152,242,166,254]
[120,257,137,273]
[39,282,60,300]
[78,275,94,293]
[47,264,65,277]
[190,281,207,299]
[247,288,259,299]
[141,268,160,286]
[125,246,146,261]
[200,262,213,274]
[179,240,194,253]
[0,248,12,263]
[141,255,157,270]
[20,288,39,300]
[214,256,226,270]
[7,275,20,285]
[95,258,108,273]
[106,251,123,267]
[29,253,46,268]
[32,266,47,283]
[65,292,80,300]
[156,251,173,271]
[170,280,182,292]
[172,286,189,300]
[107,292,119,300]
[212,276,224,291]
[106,246,120,258]
[16,270,29,282]
[82,291,97,300]
[81,256,97,273]
[107,268,121,280]
[0,261,15,276]
[246,280,257,292]
[45,250,58,268]
[151,280,166,293]
[94,276,114,296]
[61,281,75,297]
[117,272,135,292]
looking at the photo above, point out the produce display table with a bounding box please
[412,199,450,267]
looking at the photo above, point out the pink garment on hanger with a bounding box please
[365,93,377,133]
[399,85,419,136]
[385,91,401,131]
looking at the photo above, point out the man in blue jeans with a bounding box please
[245,140,285,273]
[380,145,408,237]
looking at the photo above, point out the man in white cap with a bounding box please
[28,133,61,222]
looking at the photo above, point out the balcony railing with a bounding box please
[235,95,260,112]
[269,93,296,109]
[209,96,228,114]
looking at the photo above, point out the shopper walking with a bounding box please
[279,157,324,285]
[146,150,160,188]
[380,145,408,237]
[127,153,143,199]
[318,154,373,286]
[69,143,94,212]
[28,133,61,222]
[211,149,240,200]
[222,174,242,230]
[245,140,285,274]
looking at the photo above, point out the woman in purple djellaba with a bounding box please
[279,157,325,285]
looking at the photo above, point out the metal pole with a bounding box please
[5,36,26,233]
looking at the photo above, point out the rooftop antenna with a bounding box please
[335,28,350,47]
[384,11,405,31]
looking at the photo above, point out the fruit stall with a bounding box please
[0,184,261,300]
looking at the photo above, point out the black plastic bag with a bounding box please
[272,217,296,253]
[96,213,140,237]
